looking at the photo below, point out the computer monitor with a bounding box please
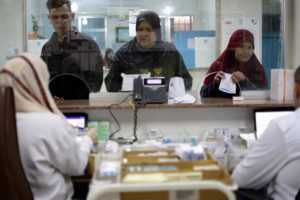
[64,112,88,130]
[253,107,295,139]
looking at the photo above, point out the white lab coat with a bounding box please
[16,112,93,200]
[232,108,300,200]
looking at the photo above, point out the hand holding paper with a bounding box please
[219,73,236,94]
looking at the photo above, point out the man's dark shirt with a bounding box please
[41,27,103,92]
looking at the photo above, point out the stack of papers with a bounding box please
[173,94,196,104]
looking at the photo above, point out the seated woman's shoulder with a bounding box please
[17,112,65,129]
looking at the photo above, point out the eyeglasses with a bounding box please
[50,14,71,21]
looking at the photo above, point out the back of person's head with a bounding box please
[46,0,71,12]
[227,29,254,50]
[136,10,161,41]
[294,66,300,107]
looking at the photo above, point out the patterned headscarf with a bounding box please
[0,53,67,121]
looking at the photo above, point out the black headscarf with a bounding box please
[136,10,161,41]
[113,10,176,70]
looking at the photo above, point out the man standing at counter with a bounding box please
[232,66,300,200]
[41,0,104,92]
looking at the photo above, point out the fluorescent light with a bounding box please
[71,2,78,12]
[164,6,171,15]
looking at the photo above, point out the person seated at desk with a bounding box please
[200,29,267,98]
[232,66,300,200]
[41,0,104,92]
[105,10,192,92]
[104,48,114,69]
[0,53,98,200]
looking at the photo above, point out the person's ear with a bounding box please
[295,83,300,97]
[48,15,54,25]
[71,13,75,21]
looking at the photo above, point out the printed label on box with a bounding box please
[98,121,110,141]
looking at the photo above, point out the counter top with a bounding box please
[57,93,294,110]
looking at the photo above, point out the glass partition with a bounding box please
[0,0,24,67]
[25,0,284,97]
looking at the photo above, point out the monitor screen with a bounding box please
[144,78,165,85]
[66,116,85,130]
[254,107,294,139]
[64,112,88,130]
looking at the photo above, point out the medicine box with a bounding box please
[88,121,110,141]
[120,149,234,200]
[271,69,295,102]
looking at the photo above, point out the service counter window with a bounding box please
[25,0,284,98]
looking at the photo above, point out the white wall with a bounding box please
[65,106,254,141]
[73,0,210,17]
[0,0,24,67]
[27,0,42,35]
[220,0,262,61]
[106,16,129,50]
[291,0,300,69]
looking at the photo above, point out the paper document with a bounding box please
[219,73,236,94]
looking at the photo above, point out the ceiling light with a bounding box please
[165,6,171,15]
[71,2,78,12]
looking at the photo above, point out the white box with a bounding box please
[270,69,295,102]
[241,90,270,100]
[121,72,151,91]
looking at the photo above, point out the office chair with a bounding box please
[0,86,33,200]
[235,188,272,200]
[236,188,300,200]
[296,189,300,200]
[49,73,90,100]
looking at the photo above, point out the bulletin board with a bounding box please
[174,31,216,68]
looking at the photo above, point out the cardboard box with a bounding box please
[87,152,98,175]
[123,149,179,164]
[121,168,232,200]
[122,190,228,200]
[121,150,233,200]
[90,148,234,200]
[271,69,295,102]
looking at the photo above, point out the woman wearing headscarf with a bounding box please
[104,48,114,69]
[0,53,98,200]
[200,29,267,98]
[105,10,192,92]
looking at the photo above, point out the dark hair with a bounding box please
[295,66,300,84]
[105,48,114,58]
[46,0,71,12]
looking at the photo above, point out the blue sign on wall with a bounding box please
[174,30,215,68]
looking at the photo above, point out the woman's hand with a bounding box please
[86,128,98,144]
[231,71,246,83]
[213,71,225,85]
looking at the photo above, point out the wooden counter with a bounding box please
[57,93,294,139]
[57,96,294,111]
